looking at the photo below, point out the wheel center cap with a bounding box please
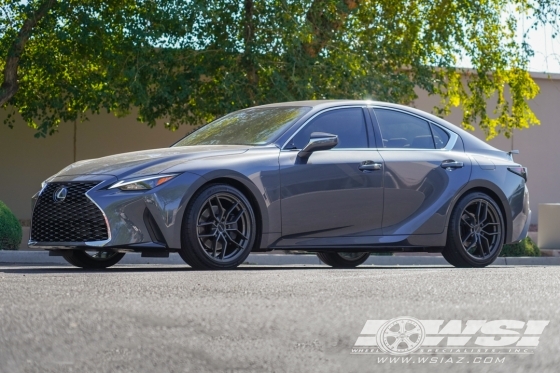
[217,224,225,233]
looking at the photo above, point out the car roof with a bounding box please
[257,99,374,109]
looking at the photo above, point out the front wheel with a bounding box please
[317,252,370,268]
[179,184,257,270]
[62,250,125,269]
[442,192,504,268]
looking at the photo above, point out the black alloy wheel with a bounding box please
[180,184,256,270]
[443,192,504,268]
[317,252,371,268]
[62,250,125,269]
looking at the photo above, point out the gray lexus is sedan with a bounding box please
[29,100,530,269]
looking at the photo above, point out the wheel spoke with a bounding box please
[198,233,216,238]
[215,196,227,221]
[464,210,476,222]
[481,230,499,236]
[461,215,474,228]
[390,338,403,350]
[229,209,245,224]
[476,235,487,257]
[405,326,421,336]
[212,236,218,258]
[476,202,482,224]
[480,235,491,257]
[385,331,401,337]
[224,202,240,221]
[461,231,474,246]
[478,201,488,224]
[226,229,248,241]
[401,336,415,348]
[398,320,406,333]
[205,202,219,221]
[226,235,245,250]
[220,234,228,259]
[197,221,215,227]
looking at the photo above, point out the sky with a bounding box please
[522,21,560,73]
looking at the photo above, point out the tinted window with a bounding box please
[173,107,311,146]
[289,108,368,149]
[430,123,450,149]
[374,109,435,149]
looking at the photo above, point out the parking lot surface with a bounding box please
[1,264,559,373]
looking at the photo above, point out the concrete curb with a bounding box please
[1,251,560,266]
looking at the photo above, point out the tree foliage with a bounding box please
[0,0,558,139]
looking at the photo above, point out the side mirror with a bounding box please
[297,132,338,159]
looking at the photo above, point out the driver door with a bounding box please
[278,107,384,246]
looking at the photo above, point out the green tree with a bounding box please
[0,0,558,139]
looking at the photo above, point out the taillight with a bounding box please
[508,167,527,181]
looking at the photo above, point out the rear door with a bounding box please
[370,107,472,235]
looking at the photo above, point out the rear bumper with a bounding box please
[509,184,531,244]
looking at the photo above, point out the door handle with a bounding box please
[359,161,383,171]
[441,160,464,169]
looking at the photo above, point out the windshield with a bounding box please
[173,106,311,146]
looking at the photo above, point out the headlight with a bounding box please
[40,175,56,192]
[109,174,178,191]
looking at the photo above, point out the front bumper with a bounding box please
[29,172,204,250]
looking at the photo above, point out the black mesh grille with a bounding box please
[31,182,109,242]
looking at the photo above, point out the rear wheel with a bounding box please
[442,192,504,268]
[179,184,257,270]
[62,250,125,269]
[317,252,370,268]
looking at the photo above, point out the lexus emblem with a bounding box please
[53,187,68,202]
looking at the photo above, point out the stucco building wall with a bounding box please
[0,114,191,221]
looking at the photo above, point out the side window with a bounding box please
[289,108,368,149]
[374,109,435,149]
[430,123,450,149]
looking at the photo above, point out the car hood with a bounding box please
[55,145,251,179]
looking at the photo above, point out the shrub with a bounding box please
[499,237,540,257]
[0,200,21,250]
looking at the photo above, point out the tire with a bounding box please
[62,250,125,269]
[179,184,257,270]
[442,192,505,268]
[316,252,370,268]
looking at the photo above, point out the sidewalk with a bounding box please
[1,251,560,266]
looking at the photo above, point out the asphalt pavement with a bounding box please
[1,264,559,373]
